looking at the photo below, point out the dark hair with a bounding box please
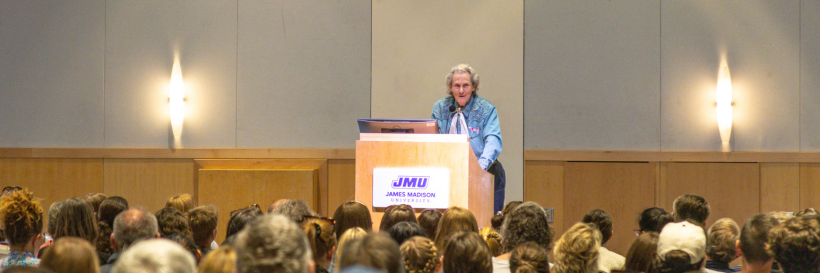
[187,205,218,246]
[389,221,427,245]
[766,214,820,273]
[339,232,403,273]
[84,193,107,214]
[502,202,553,252]
[380,204,417,232]
[0,189,44,246]
[226,207,262,239]
[441,230,492,273]
[739,214,779,263]
[53,197,99,244]
[492,201,523,230]
[166,233,201,264]
[796,207,820,217]
[434,207,478,251]
[156,207,191,238]
[509,242,550,273]
[656,250,702,273]
[638,207,674,233]
[333,201,373,241]
[95,196,128,255]
[624,232,658,273]
[582,209,613,244]
[417,209,442,240]
[672,194,710,225]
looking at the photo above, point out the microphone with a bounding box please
[449,105,456,112]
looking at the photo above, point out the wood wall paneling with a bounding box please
[103,159,195,213]
[800,163,820,210]
[327,159,356,217]
[760,163,800,213]
[563,162,656,256]
[524,161,564,233]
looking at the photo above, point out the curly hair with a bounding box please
[96,196,128,255]
[434,207,478,251]
[706,218,739,263]
[502,202,553,252]
[441,230,492,273]
[0,189,44,246]
[478,227,503,257]
[156,207,192,238]
[510,242,550,273]
[445,64,480,95]
[766,214,820,273]
[401,236,440,273]
[551,223,601,273]
[491,201,523,231]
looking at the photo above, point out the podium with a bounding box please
[355,133,494,230]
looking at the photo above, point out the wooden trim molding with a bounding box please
[0,148,356,159]
[525,150,820,163]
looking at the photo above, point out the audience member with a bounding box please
[766,214,820,273]
[478,227,503,257]
[379,204,417,232]
[333,227,367,273]
[441,230,493,273]
[656,221,707,273]
[637,207,674,234]
[166,233,202,264]
[188,205,219,257]
[197,246,237,273]
[509,242,550,273]
[492,201,523,231]
[737,214,779,273]
[269,199,317,225]
[155,207,192,238]
[0,189,44,269]
[338,232,403,273]
[235,214,313,273]
[166,194,195,213]
[37,201,65,258]
[417,209,442,239]
[224,205,262,244]
[673,194,710,227]
[705,218,740,273]
[53,197,99,245]
[400,236,440,273]
[434,206,478,251]
[39,237,100,273]
[496,202,553,273]
[100,208,160,273]
[388,221,427,245]
[582,209,624,273]
[304,216,338,273]
[95,196,128,261]
[84,193,107,214]
[624,232,659,273]
[551,223,601,273]
[333,201,373,241]
[111,239,196,273]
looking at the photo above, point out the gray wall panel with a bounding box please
[801,0,820,151]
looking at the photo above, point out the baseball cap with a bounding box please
[657,221,706,264]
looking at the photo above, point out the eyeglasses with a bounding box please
[230,204,261,218]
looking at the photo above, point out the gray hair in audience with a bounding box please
[269,199,317,225]
[235,214,312,273]
[47,200,65,235]
[113,208,159,250]
[111,238,196,273]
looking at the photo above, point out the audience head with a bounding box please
[187,205,218,247]
[509,242,550,273]
[269,199,317,225]
[638,207,674,234]
[166,233,202,264]
[417,209,442,239]
[334,227,368,273]
[333,201,373,241]
[166,193,195,213]
[198,245,238,273]
[226,205,263,240]
[380,204,417,232]
[235,214,313,273]
[112,207,159,252]
[582,209,613,245]
[339,232,403,273]
[53,197,98,244]
[551,223,601,273]
[706,218,740,264]
[40,237,100,273]
[303,216,338,269]
[156,207,192,238]
[95,196,129,254]
[46,200,65,236]
[624,231,659,273]
[112,238,197,273]
[441,230,492,273]
[738,213,779,264]
[766,214,820,273]
[796,207,819,217]
[83,192,107,214]
[478,227,503,257]
[0,189,43,247]
[492,200,523,231]
[672,194,710,226]
[400,236,440,273]
[501,201,553,252]
[389,221,427,245]
[656,221,706,273]
[434,206,478,251]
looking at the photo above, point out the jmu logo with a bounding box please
[391,176,430,189]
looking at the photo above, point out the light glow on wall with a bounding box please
[716,58,733,152]
[169,56,185,140]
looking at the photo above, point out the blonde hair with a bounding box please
[478,227,503,257]
[166,194,195,213]
[400,236,439,273]
[551,223,601,273]
[0,189,43,246]
[434,207,478,251]
[706,218,740,263]
[198,245,238,273]
[334,227,367,272]
[41,237,101,273]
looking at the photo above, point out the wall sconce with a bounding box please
[169,57,185,140]
[716,58,733,152]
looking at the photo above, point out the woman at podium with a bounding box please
[431,64,505,214]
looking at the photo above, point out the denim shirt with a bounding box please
[431,95,502,170]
